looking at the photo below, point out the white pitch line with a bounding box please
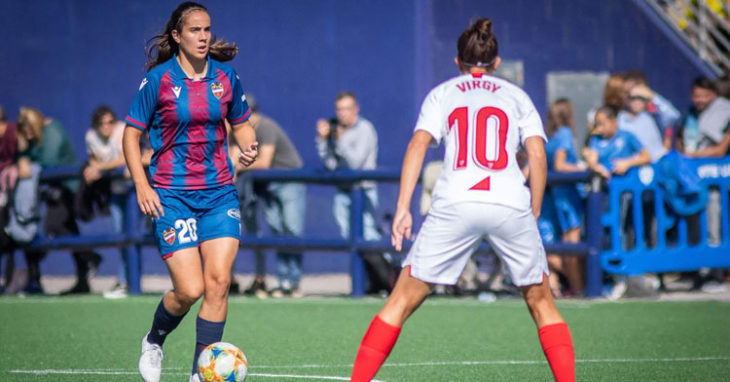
[248,355,730,369]
[251,373,384,381]
[9,356,729,379]
[10,369,140,375]
[7,369,384,381]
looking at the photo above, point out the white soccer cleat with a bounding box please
[190,373,202,382]
[139,332,163,382]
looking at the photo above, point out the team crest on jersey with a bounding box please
[211,82,224,100]
[172,86,182,99]
[227,208,241,220]
[163,227,177,245]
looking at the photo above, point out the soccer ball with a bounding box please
[197,342,248,382]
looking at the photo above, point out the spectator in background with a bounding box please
[681,76,730,255]
[619,70,680,162]
[316,92,394,295]
[603,73,626,111]
[585,105,651,236]
[543,98,585,297]
[76,106,130,299]
[232,95,306,298]
[16,107,102,295]
[585,105,650,192]
[0,105,19,294]
[585,106,651,299]
[682,76,730,158]
[620,71,680,250]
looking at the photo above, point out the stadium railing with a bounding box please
[600,156,730,275]
[26,167,606,297]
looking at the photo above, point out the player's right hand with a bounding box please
[136,183,164,219]
[391,208,412,252]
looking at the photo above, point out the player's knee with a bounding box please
[204,273,231,297]
[174,285,204,307]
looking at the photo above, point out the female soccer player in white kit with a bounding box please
[350,18,575,382]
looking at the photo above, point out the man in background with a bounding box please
[316,92,394,295]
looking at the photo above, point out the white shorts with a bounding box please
[403,201,548,287]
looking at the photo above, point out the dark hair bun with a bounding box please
[457,17,498,69]
[475,18,492,35]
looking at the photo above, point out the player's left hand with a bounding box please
[239,141,259,167]
[391,207,412,252]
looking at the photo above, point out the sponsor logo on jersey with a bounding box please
[227,208,241,220]
[163,227,176,245]
[139,78,148,91]
[172,86,182,99]
[211,82,224,100]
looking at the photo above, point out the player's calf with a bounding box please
[521,277,575,382]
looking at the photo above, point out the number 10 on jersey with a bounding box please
[448,106,509,190]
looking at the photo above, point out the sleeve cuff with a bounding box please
[125,116,147,130]
[229,109,252,125]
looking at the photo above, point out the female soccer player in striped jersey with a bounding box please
[350,18,575,382]
[122,2,258,382]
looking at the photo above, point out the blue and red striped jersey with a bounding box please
[125,55,251,190]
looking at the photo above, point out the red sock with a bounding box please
[538,322,575,382]
[351,315,401,382]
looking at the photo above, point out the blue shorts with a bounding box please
[539,192,559,244]
[552,185,583,232]
[152,185,241,258]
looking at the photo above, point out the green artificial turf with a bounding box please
[1,296,728,381]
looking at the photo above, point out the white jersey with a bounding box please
[414,72,545,211]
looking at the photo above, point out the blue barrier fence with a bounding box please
[600,157,730,275]
[28,167,606,297]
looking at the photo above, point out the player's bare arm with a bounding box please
[232,120,259,167]
[123,125,164,219]
[524,135,546,220]
[392,130,433,251]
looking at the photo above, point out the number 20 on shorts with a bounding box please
[175,218,198,244]
[448,106,509,190]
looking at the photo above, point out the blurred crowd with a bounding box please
[534,70,730,299]
[0,69,728,299]
[0,91,398,298]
